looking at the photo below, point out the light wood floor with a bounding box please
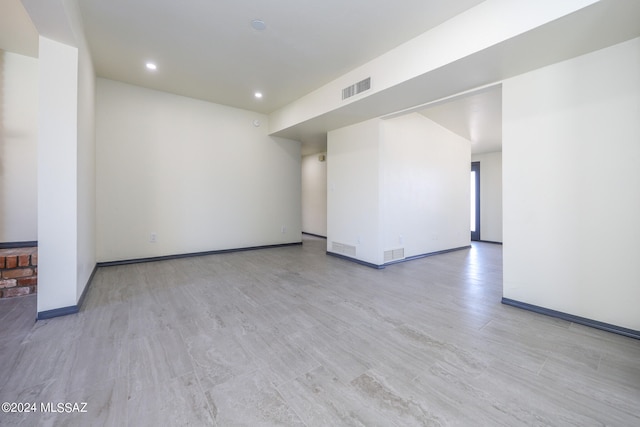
[1,237,638,426]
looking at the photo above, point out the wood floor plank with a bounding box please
[0,237,638,426]
[205,369,305,426]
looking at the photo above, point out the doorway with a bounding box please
[470,161,480,241]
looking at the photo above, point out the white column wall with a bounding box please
[37,36,78,312]
[72,1,96,298]
[503,38,640,330]
[327,119,382,265]
[327,114,470,266]
[32,0,97,314]
[381,114,470,257]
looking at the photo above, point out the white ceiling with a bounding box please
[3,0,640,156]
[77,0,484,114]
[419,85,502,155]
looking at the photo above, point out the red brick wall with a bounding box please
[0,248,38,298]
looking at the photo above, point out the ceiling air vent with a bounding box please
[342,77,371,100]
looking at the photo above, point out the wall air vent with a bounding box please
[332,242,357,258]
[342,77,371,100]
[384,248,405,263]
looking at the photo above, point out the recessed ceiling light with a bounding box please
[254,92,263,99]
[146,62,157,71]
[251,19,266,31]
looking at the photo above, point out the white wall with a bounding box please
[31,0,96,314]
[327,114,470,266]
[69,0,96,299]
[0,51,38,243]
[471,151,502,243]
[37,0,96,313]
[96,78,301,262]
[327,119,382,265]
[301,152,327,237]
[37,36,79,312]
[381,114,470,257]
[503,37,640,331]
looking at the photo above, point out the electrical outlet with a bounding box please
[281,226,286,234]
[150,232,157,243]
[399,235,404,244]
